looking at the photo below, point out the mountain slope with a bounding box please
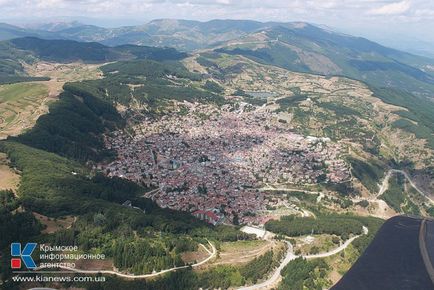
[0,37,187,83]
[215,24,434,98]
[31,19,434,98]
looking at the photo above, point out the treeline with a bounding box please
[0,37,186,87]
[79,249,282,290]
[265,214,383,241]
[65,59,226,110]
[195,249,281,288]
[240,250,279,284]
[372,88,434,150]
[0,76,50,85]
[112,238,185,274]
[0,190,41,250]
[100,60,201,81]
[351,216,384,255]
[0,142,141,216]
[0,190,42,286]
[380,173,420,215]
[12,88,123,163]
[8,37,188,63]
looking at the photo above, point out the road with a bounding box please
[304,227,367,260]
[237,242,297,290]
[391,170,434,204]
[377,169,434,204]
[36,241,216,279]
[239,169,430,289]
[377,170,393,197]
[237,227,367,290]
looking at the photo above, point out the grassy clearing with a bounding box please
[211,240,270,266]
[0,82,49,138]
[293,234,342,256]
[0,152,20,191]
[33,212,76,234]
[0,82,48,103]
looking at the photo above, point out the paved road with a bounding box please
[378,169,433,204]
[237,227,367,290]
[237,242,297,290]
[36,241,216,279]
[305,235,360,260]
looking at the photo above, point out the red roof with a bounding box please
[193,210,220,222]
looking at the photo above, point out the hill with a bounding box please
[0,23,49,41]
[214,23,434,99]
[332,216,434,290]
[3,19,434,99]
[0,37,187,83]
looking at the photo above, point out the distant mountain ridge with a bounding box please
[3,19,434,98]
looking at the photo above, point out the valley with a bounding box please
[0,61,102,139]
[0,18,433,290]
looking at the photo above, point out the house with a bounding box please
[192,209,224,225]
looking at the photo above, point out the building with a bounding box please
[192,209,224,225]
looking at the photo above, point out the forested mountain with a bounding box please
[0,37,186,83]
[1,18,433,290]
[3,19,434,98]
[215,23,434,99]
[0,47,254,289]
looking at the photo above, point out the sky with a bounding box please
[1,0,434,56]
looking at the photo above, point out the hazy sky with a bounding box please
[1,0,434,54]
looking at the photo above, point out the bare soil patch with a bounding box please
[33,212,76,234]
[0,153,20,191]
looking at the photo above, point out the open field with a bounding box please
[210,240,272,266]
[0,152,20,191]
[33,212,76,234]
[0,61,103,139]
[293,234,343,256]
[0,82,50,138]
[181,244,210,264]
[23,61,103,83]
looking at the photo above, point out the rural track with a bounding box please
[35,240,216,279]
[237,227,368,290]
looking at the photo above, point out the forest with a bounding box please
[0,55,250,289]
[63,59,226,110]
[265,214,383,243]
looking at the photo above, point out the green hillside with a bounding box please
[0,37,187,84]
[215,24,434,99]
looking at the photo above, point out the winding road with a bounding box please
[239,169,431,289]
[377,169,433,204]
[36,241,216,279]
[237,241,297,290]
[238,227,368,290]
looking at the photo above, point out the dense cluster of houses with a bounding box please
[100,103,350,225]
